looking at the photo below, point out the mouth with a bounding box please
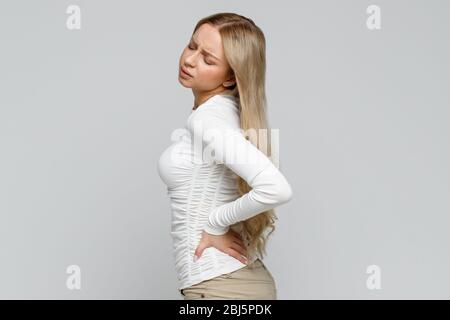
[180,67,193,78]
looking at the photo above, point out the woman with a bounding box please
[157,12,293,299]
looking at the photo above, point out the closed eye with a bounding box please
[187,44,214,65]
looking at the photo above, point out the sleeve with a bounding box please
[187,106,293,236]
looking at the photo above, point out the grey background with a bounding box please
[1,0,449,299]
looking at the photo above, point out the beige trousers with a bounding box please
[180,258,277,300]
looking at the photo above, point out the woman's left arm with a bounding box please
[187,106,293,236]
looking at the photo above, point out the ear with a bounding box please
[224,72,236,87]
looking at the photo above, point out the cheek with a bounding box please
[197,66,226,83]
[179,50,227,83]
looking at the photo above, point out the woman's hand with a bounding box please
[194,229,248,265]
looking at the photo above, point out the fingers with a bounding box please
[225,248,248,265]
[231,232,247,246]
[230,242,247,258]
[231,239,247,254]
[231,237,246,250]
[230,231,243,241]
[228,231,247,260]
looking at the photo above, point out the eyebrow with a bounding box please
[190,37,221,61]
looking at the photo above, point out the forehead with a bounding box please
[192,23,223,54]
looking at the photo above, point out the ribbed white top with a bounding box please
[157,94,293,290]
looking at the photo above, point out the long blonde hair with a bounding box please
[192,13,277,261]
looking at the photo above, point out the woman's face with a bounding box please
[178,23,235,100]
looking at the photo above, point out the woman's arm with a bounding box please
[187,105,293,236]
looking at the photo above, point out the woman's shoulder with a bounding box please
[187,94,240,132]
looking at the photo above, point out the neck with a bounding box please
[192,89,234,110]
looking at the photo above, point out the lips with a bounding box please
[180,67,193,77]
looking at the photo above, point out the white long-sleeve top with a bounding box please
[157,94,293,290]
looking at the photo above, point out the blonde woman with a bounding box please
[157,12,293,300]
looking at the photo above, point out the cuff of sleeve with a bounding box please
[203,223,229,236]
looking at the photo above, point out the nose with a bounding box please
[184,50,199,67]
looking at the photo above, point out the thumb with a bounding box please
[194,243,207,262]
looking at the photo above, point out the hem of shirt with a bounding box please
[177,255,259,291]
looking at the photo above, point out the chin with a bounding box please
[178,78,192,88]
[178,76,195,88]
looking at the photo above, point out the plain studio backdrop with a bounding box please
[0,0,449,299]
